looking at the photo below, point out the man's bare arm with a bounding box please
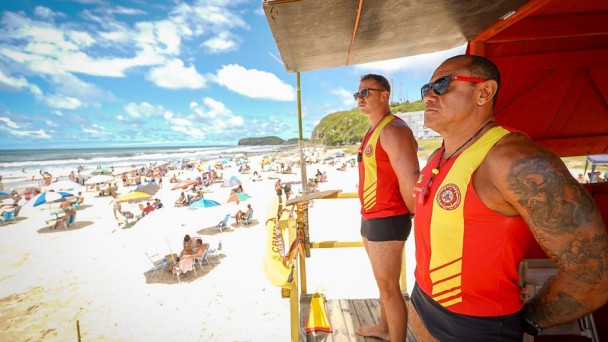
[497,146,608,327]
[381,122,420,213]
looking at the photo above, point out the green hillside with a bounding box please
[311,100,425,146]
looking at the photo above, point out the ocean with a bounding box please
[0,145,286,190]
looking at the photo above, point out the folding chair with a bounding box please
[242,210,254,226]
[194,249,211,272]
[145,252,164,277]
[173,258,197,283]
[216,214,230,232]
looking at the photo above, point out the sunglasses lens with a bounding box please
[421,84,431,98]
[433,76,450,95]
[360,89,369,98]
[353,92,359,100]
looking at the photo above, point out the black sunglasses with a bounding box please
[353,88,386,101]
[420,75,486,99]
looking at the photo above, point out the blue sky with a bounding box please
[0,0,465,150]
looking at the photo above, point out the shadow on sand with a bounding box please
[0,216,28,227]
[37,220,94,233]
[196,225,229,235]
[143,253,226,285]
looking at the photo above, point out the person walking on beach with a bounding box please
[411,54,608,340]
[354,74,420,341]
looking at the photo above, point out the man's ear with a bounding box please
[477,80,498,106]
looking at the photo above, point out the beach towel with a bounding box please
[174,258,194,274]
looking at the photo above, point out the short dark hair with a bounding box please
[184,234,190,242]
[196,239,202,245]
[360,74,391,93]
[444,55,500,108]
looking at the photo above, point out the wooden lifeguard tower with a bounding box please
[262,0,608,340]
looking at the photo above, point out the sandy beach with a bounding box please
[0,147,406,341]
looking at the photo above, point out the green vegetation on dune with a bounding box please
[311,100,426,146]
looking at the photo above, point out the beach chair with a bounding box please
[145,252,164,277]
[172,258,197,283]
[194,249,211,272]
[0,211,14,225]
[216,214,230,232]
[206,242,221,264]
[61,212,77,230]
[242,210,255,226]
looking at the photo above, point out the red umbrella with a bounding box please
[171,179,199,190]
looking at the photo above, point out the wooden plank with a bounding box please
[300,296,420,341]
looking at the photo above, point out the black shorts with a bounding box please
[411,284,523,341]
[360,214,412,242]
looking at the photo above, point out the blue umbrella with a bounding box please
[33,191,73,207]
[188,198,221,210]
[0,191,11,200]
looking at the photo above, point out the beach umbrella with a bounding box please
[226,192,251,204]
[46,180,83,192]
[171,179,199,191]
[91,168,111,175]
[188,198,221,210]
[324,156,335,161]
[221,175,241,188]
[135,182,159,196]
[84,175,114,185]
[0,191,11,200]
[115,191,152,203]
[32,191,73,207]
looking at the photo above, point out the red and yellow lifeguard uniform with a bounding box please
[413,126,534,316]
[358,114,409,219]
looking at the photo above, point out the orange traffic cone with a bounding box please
[305,293,332,333]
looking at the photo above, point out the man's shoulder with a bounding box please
[483,132,563,177]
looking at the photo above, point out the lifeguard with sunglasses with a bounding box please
[411,55,608,341]
[353,74,420,342]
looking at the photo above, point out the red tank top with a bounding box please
[413,126,534,316]
[358,114,409,219]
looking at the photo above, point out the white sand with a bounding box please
[0,150,417,341]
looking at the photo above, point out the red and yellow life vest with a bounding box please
[413,126,534,316]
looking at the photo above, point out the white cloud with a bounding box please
[34,6,66,21]
[202,31,238,53]
[43,95,82,110]
[125,102,163,118]
[0,69,30,90]
[83,124,111,136]
[354,44,467,74]
[147,59,206,89]
[215,64,295,101]
[172,124,204,139]
[0,117,20,129]
[191,97,245,129]
[331,87,355,106]
[0,118,51,139]
[163,111,205,139]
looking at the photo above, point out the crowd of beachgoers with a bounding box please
[0,145,385,341]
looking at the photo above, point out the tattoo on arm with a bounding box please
[507,152,595,234]
[509,152,608,326]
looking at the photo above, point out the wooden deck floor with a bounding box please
[300,294,417,342]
